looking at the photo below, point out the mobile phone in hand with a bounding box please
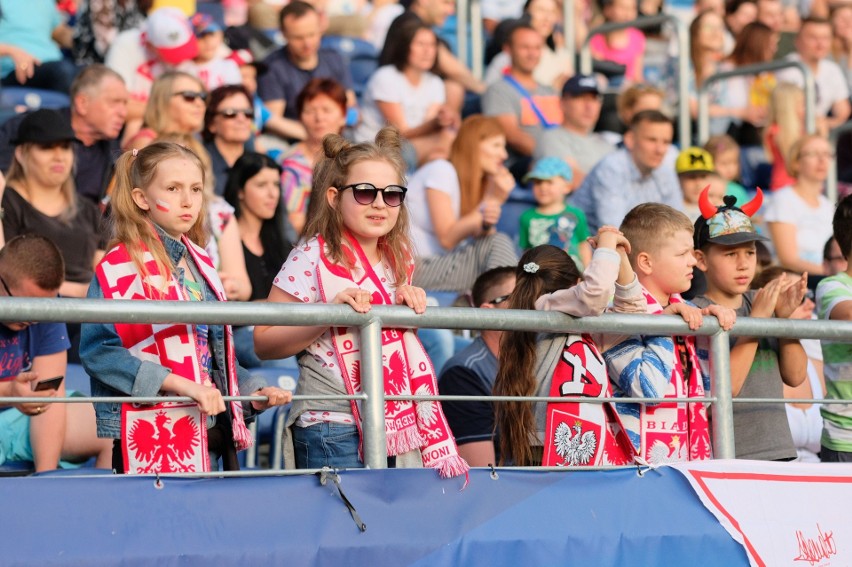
[33,375,64,392]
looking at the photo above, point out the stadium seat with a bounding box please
[320,35,378,100]
[0,86,70,112]
[244,367,299,468]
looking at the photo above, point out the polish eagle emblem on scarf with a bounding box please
[127,410,202,473]
[554,420,598,466]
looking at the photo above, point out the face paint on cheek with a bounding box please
[155,199,171,212]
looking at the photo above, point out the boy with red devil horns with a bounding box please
[691,186,809,460]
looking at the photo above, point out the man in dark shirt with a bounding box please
[257,1,354,126]
[0,64,126,205]
[439,266,516,467]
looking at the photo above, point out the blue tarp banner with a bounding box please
[0,467,748,566]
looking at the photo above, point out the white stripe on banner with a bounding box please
[672,460,852,567]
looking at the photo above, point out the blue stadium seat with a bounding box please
[320,35,378,100]
[0,460,34,477]
[0,87,70,112]
[244,367,299,468]
[496,185,536,246]
[65,363,92,396]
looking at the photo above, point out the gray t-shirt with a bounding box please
[533,128,615,175]
[693,291,797,460]
[482,77,561,139]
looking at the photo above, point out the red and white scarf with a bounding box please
[314,233,469,478]
[542,334,636,466]
[642,292,711,463]
[95,233,252,472]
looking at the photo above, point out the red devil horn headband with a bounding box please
[698,185,717,219]
[740,187,763,217]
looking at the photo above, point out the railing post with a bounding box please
[579,15,690,148]
[359,318,387,469]
[709,331,736,459]
[563,0,575,77]
[456,0,469,75]
[470,0,483,80]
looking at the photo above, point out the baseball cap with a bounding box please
[676,147,715,175]
[693,186,768,248]
[144,8,198,65]
[11,109,80,145]
[523,156,574,183]
[561,74,600,97]
[191,13,222,37]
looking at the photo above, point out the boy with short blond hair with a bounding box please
[604,203,736,464]
[816,193,852,462]
[691,189,807,461]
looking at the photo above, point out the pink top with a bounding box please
[589,28,645,83]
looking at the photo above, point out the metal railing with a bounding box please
[455,0,484,81]
[827,121,852,204]
[580,14,690,148]
[697,60,816,145]
[1,297,851,470]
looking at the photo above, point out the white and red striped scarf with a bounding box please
[542,334,636,466]
[314,233,469,478]
[641,292,711,463]
[95,233,252,472]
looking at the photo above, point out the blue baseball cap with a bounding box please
[523,157,574,184]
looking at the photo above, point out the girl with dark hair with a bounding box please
[494,229,645,466]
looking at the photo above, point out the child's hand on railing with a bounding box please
[333,287,373,313]
[395,284,427,314]
[663,302,705,330]
[250,386,293,411]
[701,304,736,331]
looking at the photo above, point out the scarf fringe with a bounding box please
[433,455,471,479]
[233,420,253,451]
[386,427,424,457]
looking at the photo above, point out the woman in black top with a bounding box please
[224,152,293,366]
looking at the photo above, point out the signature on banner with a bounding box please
[794,524,837,565]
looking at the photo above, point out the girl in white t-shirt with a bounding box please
[254,127,468,478]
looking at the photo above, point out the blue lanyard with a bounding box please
[502,72,556,129]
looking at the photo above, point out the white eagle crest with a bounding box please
[414,384,438,426]
[648,435,687,464]
[554,421,597,466]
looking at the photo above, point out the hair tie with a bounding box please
[523,262,539,274]
[131,148,138,157]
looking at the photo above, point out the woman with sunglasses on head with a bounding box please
[123,71,208,152]
[254,127,468,477]
[203,84,265,197]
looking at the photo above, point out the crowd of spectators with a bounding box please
[0,0,851,471]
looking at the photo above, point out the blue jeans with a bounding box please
[292,422,363,469]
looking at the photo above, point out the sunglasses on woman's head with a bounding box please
[173,90,207,103]
[216,108,255,120]
[339,183,407,207]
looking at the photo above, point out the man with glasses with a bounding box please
[439,266,516,467]
[0,235,111,472]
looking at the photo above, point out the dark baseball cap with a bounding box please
[693,187,769,249]
[562,74,600,97]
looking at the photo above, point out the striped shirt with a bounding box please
[816,272,852,451]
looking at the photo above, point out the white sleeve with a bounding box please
[367,66,404,103]
[272,238,322,304]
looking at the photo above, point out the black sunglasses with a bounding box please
[173,90,207,103]
[488,294,509,306]
[339,183,407,207]
[217,108,255,120]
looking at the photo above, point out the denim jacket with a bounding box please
[80,227,266,438]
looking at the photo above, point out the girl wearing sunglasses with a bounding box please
[254,127,469,478]
[123,72,207,152]
[203,84,265,197]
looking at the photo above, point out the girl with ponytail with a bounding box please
[80,142,291,474]
[254,127,469,478]
[494,227,645,466]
